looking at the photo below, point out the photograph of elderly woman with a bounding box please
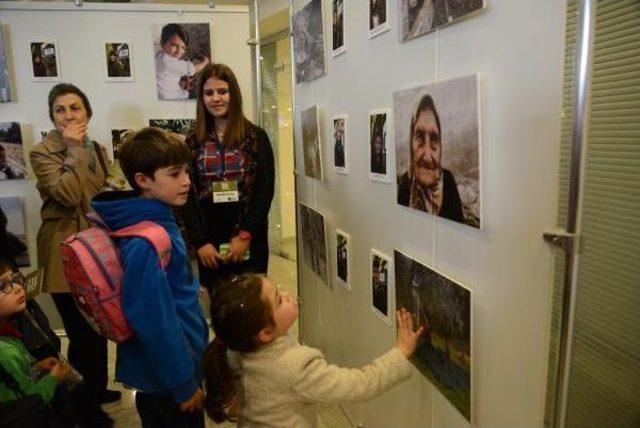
[152,23,211,100]
[0,122,26,180]
[394,74,480,228]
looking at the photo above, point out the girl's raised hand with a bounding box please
[395,308,425,358]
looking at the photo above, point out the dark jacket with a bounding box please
[397,169,464,223]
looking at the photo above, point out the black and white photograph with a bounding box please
[152,23,211,100]
[369,0,390,38]
[0,122,27,180]
[371,249,391,323]
[332,0,345,57]
[149,119,195,142]
[0,25,11,102]
[333,114,348,173]
[300,203,329,285]
[369,109,391,183]
[302,105,323,181]
[395,250,472,420]
[30,41,60,80]
[292,0,326,84]
[394,74,481,228]
[335,229,350,289]
[105,42,133,81]
[401,0,485,42]
[0,196,30,267]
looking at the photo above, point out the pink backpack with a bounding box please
[60,214,171,343]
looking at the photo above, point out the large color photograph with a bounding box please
[394,74,480,228]
[400,0,485,42]
[0,25,11,102]
[301,105,323,181]
[0,196,30,267]
[0,122,27,180]
[299,203,328,285]
[395,250,471,420]
[292,0,326,84]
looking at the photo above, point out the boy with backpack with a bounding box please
[89,128,208,427]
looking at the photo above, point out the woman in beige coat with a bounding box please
[30,83,118,427]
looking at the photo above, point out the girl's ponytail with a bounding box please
[202,274,274,423]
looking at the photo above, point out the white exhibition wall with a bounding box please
[0,1,252,328]
[292,1,566,427]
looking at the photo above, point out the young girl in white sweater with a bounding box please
[202,274,424,427]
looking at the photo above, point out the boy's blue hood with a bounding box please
[91,191,175,230]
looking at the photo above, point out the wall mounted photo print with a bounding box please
[335,229,350,289]
[369,0,390,38]
[371,249,391,323]
[394,74,481,228]
[333,114,348,173]
[401,0,485,42]
[292,0,326,84]
[394,250,471,420]
[105,42,133,81]
[0,196,30,267]
[0,122,27,180]
[299,203,329,285]
[301,105,323,181]
[369,109,391,183]
[30,41,60,81]
[332,0,345,57]
[149,119,195,142]
[103,129,134,192]
[152,23,211,100]
[0,25,11,102]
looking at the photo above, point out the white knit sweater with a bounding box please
[228,333,412,428]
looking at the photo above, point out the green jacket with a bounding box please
[0,335,58,404]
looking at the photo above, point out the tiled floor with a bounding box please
[61,253,351,427]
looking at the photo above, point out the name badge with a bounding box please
[212,180,239,203]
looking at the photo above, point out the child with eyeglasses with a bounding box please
[0,257,75,427]
[202,274,424,426]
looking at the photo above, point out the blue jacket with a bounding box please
[91,191,208,403]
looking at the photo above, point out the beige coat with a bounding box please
[229,333,412,427]
[29,130,109,293]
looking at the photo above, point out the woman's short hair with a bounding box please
[47,83,93,122]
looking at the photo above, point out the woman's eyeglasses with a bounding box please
[0,273,25,295]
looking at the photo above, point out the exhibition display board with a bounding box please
[292,0,566,426]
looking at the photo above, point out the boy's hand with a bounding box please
[34,357,59,373]
[395,308,425,358]
[50,361,72,383]
[197,243,222,269]
[179,387,204,412]
[225,236,249,264]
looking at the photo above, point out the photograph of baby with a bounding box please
[105,42,133,81]
[302,105,323,181]
[395,250,471,420]
[0,26,11,102]
[371,249,391,322]
[369,0,390,38]
[300,203,329,285]
[0,122,27,180]
[400,0,485,42]
[292,0,326,84]
[335,229,350,288]
[0,196,30,267]
[369,110,391,182]
[394,74,481,228]
[30,41,60,80]
[333,114,348,173]
[332,0,345,57]
[152,23,211,100]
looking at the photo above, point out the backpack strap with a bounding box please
[111,221,172,269]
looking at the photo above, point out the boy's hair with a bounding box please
[203,274,274,423]
[160,23,188,47]
[118,127,191,192]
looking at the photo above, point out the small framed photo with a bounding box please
[333,113,348,174]
[370,249,392,324]
[335,229,351,289]
[104,42,133,82]
[332,0,346,57]
[369,0,390,39]
[369,109,391,183]
[30,41,60,81]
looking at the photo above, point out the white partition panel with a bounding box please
[293,0,566,427]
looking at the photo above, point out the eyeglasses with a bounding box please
[0,272,25,295]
